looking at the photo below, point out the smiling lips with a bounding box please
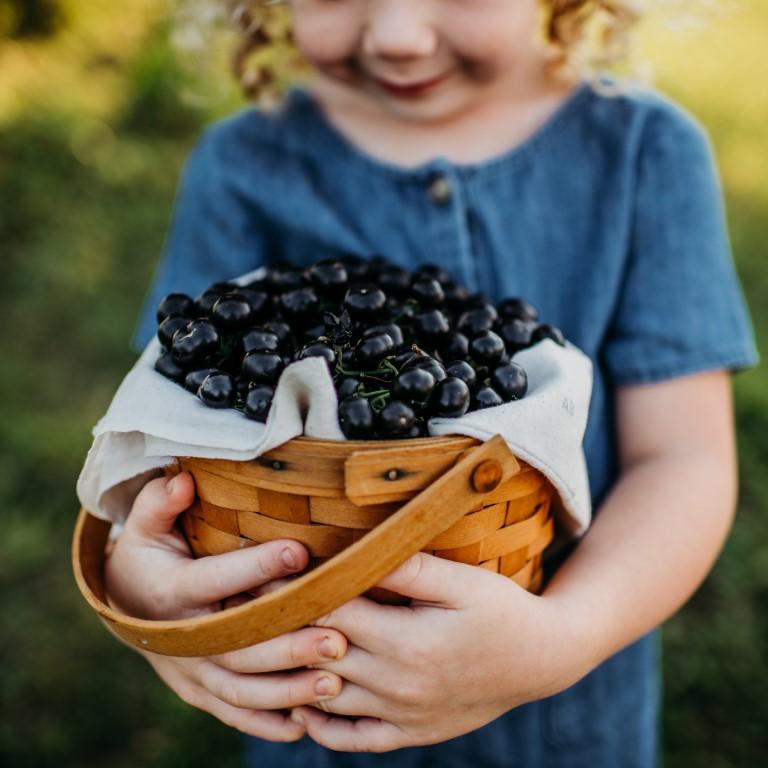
[372,71,453,98]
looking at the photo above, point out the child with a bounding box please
[106,0,758,765]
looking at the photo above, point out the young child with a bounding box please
[105,0,758,765]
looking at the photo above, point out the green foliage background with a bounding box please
[0,2,764,766]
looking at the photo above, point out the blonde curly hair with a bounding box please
[224,0,642,101]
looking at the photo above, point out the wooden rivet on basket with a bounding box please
[472,460,503,494]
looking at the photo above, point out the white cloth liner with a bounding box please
[77,336,594,537]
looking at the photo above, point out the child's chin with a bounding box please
[376,91,473,125]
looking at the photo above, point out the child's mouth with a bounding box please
[372,71,452,99]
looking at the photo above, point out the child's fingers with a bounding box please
[125,472,196,539]
[210,626,348,674]
[173,539,310,609]
[201,690,306,742]
[144,656,306,742]
[195,662,344,711]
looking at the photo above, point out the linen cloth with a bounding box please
[77,334,594,536]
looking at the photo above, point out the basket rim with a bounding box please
[289,433,479,449]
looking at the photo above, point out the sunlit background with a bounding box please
[1,1,765,765]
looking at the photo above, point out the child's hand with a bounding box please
[290,553,589,752]
[104,472,348,742]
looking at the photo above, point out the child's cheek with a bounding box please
[293,18,359,70]
[446,4,541,69]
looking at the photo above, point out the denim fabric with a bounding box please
[133,81,758,767]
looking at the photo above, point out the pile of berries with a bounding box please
[153,256,565,439]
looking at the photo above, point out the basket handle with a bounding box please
[72,434,519,657]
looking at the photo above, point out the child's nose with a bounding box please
[361,0,438,60]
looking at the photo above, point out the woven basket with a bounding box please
[72,434,554,658]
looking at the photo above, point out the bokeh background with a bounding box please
[1,1,765,766]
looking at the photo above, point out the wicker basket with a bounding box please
[72,434,554,658]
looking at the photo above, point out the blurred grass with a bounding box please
[0,2,765,766]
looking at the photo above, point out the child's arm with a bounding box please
[105,472,348,742]
[542,369,736,663]
[288,369,736,752]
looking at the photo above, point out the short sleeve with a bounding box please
[131,126,268,350]
[603,103,758,385]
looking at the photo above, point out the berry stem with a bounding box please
[359,389,390,398]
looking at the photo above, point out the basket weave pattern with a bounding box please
[178,436,554,596]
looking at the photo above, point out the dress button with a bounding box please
[427,174,453,204]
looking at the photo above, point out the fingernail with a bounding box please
[166,476,177,494]
[291,709,305,726]
[281,547,298,570]
[315,675,336,698]
[318,636,339,660]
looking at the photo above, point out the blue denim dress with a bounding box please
[134,81,758,768]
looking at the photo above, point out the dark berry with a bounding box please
[408,419,428,438]
[171,319,220,367]
[336,376,362,400]
[262,320,292,349]
[242,275,270,293]
[211,293,254,331]
[497,297,539,323]
[266,266,303,293]
[244,385,274,422]
[442,280,470,309]
[432,377,471,418]
[238,288,271,319]
[468,330,506,366]
[194,283,236,315]
[363,323,404,347]
[410,277,445,307]
[236,377,252,397]
[414,263,452,285]
[394,368,436,409]
[491,363,528,401]
[413,309,450,341]
[464,293,492,310]
[298,341,337,367]
[393,349,419,370]
[338,254,371,281]
[157,293,194,324]
[338,395,375,439]
[497,318,536,353]
[197,372,236,409]
[301,323,327,343]
[242,328,281,354]
[378,400,416,438]
[531,323,566,346]
[184,367,219,394]
[384,297,406,321]
[154,352,186,383]
[306,260,349,297]
[378,265,411,296]
[407,355,447,383]
[457,306,497,337]
[356,333,395,366]
[242,351,285,385]
[439,331,469,362]
[343,284,387,321]
[279,287,320,323]
[157,315,189,349]
[341,347,357,368]
[445,360,477,389]
[473,386,504,410]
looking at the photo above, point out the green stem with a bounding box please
[359,388,390,398]
[382,358,400,376]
